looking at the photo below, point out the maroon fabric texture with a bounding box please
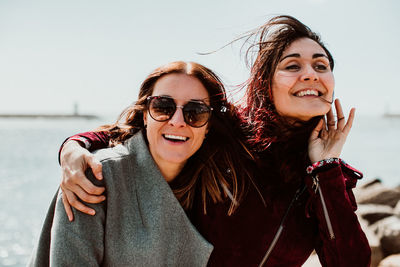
[58,131,111,163]
[191,165,370,267]
[62,131,371,266]
[74,131,111,150]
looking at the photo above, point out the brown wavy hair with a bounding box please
[241,15,335,183]
[96,61,254,215]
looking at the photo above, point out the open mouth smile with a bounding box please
[162,134,189,142]
[294,89,322,97]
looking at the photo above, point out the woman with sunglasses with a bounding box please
[29,61,254,266]
[44,16,370,266]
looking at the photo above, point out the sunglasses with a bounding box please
[146,96,213,128]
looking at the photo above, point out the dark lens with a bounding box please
[183,102,211,127]
[149,97,176,121]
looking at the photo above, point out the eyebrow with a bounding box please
[280,53,328,62]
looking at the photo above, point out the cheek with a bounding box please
[271,73,293,108]
[272,72,297,96]
[145,119,163,144]
[322,73,335,93]
[192,127,207,149]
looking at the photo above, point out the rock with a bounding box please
[371,216,400,256]
[372,247,386,267]
[355,183,400,207]
[360,178,383,189]
[394,201,400,215]
[359,217,384,267]
[378,254,400,267]
[303,251,320,267]
[356,204,395,224]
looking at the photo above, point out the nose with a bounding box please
[301,65,319,82]
[168,106,186,127]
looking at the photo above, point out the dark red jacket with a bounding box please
[64,131,371,266]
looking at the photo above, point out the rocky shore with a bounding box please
[354,179,400,267]
[304,178,400,267]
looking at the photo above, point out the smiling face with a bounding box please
[272,37,335,121]
[143,73,210,181]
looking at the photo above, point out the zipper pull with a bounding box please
[312,174,319,194]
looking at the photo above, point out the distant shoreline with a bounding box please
[383,113,400,118]
[0,114,99,119]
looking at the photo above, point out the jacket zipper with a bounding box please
[258,225,283,267]
[314,175,335,240]
[259,186,307,267]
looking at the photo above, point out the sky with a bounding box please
[1,0,399,118]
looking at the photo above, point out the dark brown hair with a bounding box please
[97,61,254,214]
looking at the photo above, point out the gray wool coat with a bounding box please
[28,131,213,266]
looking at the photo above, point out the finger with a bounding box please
[86,154,103,181]
[64,189,96,216]
[80,177,106,196]
[63,168,105,195]
[67,182,105,204]
[343,108,356,135]
[335,99,346,130]
[309,119,324,141]
[61,189,74,221]
[326,108,336,130]
[77,170,105,195]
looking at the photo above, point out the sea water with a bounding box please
[0,115,398,266]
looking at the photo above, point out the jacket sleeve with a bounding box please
[49,171,106,266]
[58,131,110,163]
[305,162,371,267]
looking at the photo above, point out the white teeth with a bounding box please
[296,90,319,97]
[164,134,188,141]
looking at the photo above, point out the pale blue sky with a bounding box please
[1,0,399,117]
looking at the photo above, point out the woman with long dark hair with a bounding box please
[48,16,370,266]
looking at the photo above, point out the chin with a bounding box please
[161,152,191,165]
[279,103,330,122]
[287,111,326,122]
[301,106,330,120]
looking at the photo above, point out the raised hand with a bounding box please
[308,99,355,163]
[60,140,105,221]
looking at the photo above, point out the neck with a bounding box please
[154,160,186,183]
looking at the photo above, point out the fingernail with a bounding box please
[101,196,106,201]
[89,210,96,215]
